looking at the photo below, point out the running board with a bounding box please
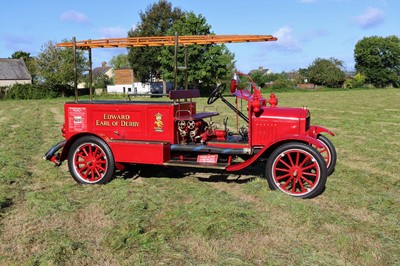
[170,144,251,155]
[164,160,228,170]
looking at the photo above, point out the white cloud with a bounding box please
[98,27,127,38]
[353,7,385,29]
[60,10,91,25]
[270,26,302,53]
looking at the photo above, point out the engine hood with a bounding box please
[251,106,310,146]
[255,106,309,120]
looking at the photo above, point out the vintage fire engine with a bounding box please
[45,35,336,199]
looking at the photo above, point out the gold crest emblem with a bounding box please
[154,112,164,132]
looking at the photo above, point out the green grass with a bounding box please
[0,89,399,265]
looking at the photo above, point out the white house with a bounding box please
[106,67,173,95]
[107,81,173,95]
[93,61,113,79]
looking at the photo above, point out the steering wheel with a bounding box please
[207,83,226,104]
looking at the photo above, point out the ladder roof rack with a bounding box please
[59,34,278,102]
[56,35,277,49]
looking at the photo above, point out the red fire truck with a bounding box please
[45,35,336,199]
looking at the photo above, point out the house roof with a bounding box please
[285,72,301,80]
[92,66,112,77]
[0,59,32,80]
[248,66,270,76]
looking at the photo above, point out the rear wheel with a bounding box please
[68,136,115,184]
[265,142,327,199]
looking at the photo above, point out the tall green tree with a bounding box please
[109,54,130,69]
[11,51,38,83]
[159,12,235,91]
[36,40,87,91]
[249,70,268,88]
[11,51,31,62]
[127,0,183,82]
[306,57,346,88]
[354,36,400,88]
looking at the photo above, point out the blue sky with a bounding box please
[0,0,398,73]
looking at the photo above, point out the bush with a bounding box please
[269,78,295,91]
[93,74,112,89]
[343,73,367,89]
[3,83,58,100]
[0,87,7,99]
[343,79,353,89]
[353,73,366,88]
[306,57,346,88]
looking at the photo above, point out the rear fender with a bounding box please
[44,140,66,166]
[60,133,106,161]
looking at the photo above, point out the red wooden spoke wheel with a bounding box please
[314,135,336,176]
[266,142,327,199]
[68,136,115,184]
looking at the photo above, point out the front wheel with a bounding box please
[67,135,115,184]
[265,142,327,199]
[316,135,336,176]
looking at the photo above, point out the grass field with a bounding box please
[0,89,399,265]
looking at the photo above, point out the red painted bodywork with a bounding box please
[250,107,309,146]
[64,101,195,143]
[55,73,332,173]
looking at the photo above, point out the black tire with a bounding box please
[317,135,337,176]
[67,135,115,184]
[265,142,327,199]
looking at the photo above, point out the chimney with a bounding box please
[102,61,107,68]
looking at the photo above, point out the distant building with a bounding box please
[345,71,356,78]
[248,66,271,76]
[107,67,134,94]
[0,58,32,86]
[107,66,172,95]
[93,61,113,79]
[114,68,134,85]
[285,72,301,81]
[79,61,113,89]
[107,81,173,95]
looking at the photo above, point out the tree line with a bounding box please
[250,34,400,90]
[3,0,399,99]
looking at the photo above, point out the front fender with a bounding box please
[309,126,334,138]
[269,134,326,149]
[226,135,325,172]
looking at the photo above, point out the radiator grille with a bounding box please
[306,116,310,131]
